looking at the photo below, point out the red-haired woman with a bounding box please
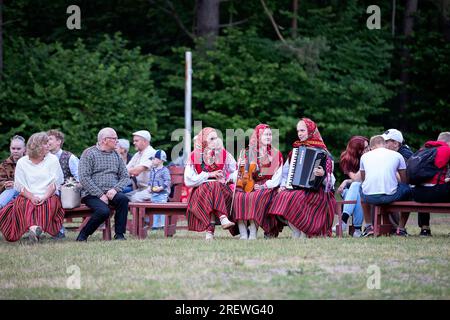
[231,124,283,240]
[184,127,236,240]
[333,136,369,237]
[269,118,336,237]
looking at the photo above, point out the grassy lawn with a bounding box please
[0,213,449,300]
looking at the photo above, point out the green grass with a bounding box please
[0,213,449,299]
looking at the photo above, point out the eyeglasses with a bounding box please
[105,137,118,141]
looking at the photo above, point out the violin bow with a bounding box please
[229,149,244,217]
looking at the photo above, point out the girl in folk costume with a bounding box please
[269,118,336,237]
[184,127,237,240]
[232,124,284,240]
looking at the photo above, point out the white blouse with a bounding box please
[184,151,237,188]
[280,158,336,188]
[14,153,64,198]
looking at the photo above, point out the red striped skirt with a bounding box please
[186,182,233,232]
[268,188,336,237]
[0,195,65,242]
[232,188,282,237]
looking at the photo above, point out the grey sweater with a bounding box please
[79,145,130,198]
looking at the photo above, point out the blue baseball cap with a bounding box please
[151,150,167,162]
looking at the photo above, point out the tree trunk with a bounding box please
[440,0,450,41]
[398,0,418,131]
[291,0,298,38]
[0,0,3,81]
[196,0,220,49]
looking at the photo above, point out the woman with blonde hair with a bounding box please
[0,132,64,242]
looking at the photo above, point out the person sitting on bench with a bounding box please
[76,127,130,241]
[411,132,450,235]
[360,135,412,237]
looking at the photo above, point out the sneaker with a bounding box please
[419,228,432,237]
[205,231,214,240]
[395,228,408,237]
[114,233,127,240]
[362,225,374,237]
[352,229,362,238]
[29,226,42,243]
[219,216,235,230]
[52,231,66,240]
[332,221,348,233]
[76,233,88,241]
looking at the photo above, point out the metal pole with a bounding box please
[184,51,192,164]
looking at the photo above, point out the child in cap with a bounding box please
[130,150,171,229]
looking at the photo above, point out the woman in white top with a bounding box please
[184,127,237,240]
[0,132,64,242]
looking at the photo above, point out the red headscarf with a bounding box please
[246,124,283,178]
[191,127,226,173]
[292,118,328,150]
[289,118,334,192]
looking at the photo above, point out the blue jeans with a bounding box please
[361,183,412,205]
[147,192,168,228]
[0,188,19,209]
[341,182,363,227]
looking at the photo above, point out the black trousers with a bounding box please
[413,184,450,228]
[80,193,129,237]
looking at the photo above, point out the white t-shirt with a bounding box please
[127,145,156,189]
[14,153,64,198]
[360,147,406,195]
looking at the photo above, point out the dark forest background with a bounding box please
[0,0,449,162]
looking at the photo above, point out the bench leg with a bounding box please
[129,207,138,236]
[103,217,112,240]
[138,207,147,239]
[374,206,380,237]
[335,202,343,238]
[164,215,178,237]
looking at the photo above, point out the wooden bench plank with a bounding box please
[63,204,113,240]
[374,201,450,236]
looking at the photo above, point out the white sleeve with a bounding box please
[52,157,65,190]
[184,163,209,187]
[323,159,336,187]
[224,151,237,179]
[14,161,26,193]
[280,160,290,187]
[264,165,283,189]
[69,154,80,181]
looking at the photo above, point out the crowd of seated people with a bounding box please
[0,123,448,243]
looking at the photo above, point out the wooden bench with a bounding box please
[63,204,114,240]
[129,166,188,239]
[334,200,357,237]
[373,201,450,236]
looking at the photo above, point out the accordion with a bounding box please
[286,146,328,191]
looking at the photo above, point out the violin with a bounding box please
[236,149,257,192]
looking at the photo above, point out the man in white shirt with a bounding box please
[47,130,80,182]
[47,129,80,239]
[360,135,412,237]
[126,130,156,200]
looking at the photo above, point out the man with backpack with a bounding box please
[410,132,450,235]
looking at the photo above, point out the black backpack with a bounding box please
[406,147,442,185]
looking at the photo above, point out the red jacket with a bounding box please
[424,140,450,184]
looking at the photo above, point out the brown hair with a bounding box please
[47,129,65,147]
